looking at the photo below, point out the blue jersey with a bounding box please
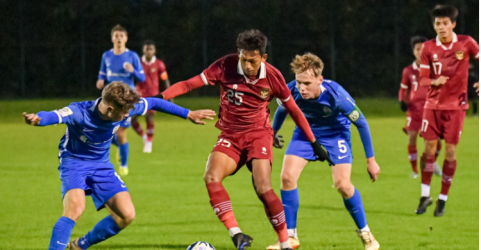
[56,98,149,163]
[98,49,145,88]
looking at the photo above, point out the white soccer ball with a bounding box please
[186,241,216,250]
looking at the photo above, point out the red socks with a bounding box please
[408,145,418,174]
[258,189,288,242]
[421,154,435,185]
[146,117,154,142]
[131,117,144,137]
[441,160,456,196]
[206,182,239,230]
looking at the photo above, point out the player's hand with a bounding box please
[433,76,449,86]
[273,132,284,149]
[310,140,335,166]
[400,101,408,112]
[367,157,380,182]
[124,63,134,73]
[23,112,41,126]
[474,82,479,95]
[96,80,105,89]
[187,109,216,125]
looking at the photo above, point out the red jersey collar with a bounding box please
[237,60,267,84]
[412,61,420,71]
[436,32,458,50]
[142,55,156,65]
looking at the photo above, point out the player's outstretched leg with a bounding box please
[49,189,85,250]
[204,152,251,250]
[70,192,135,249]
[252,159,292,250]
[333,163,379,250]
[434,143,457,217]
[116,128,129,175]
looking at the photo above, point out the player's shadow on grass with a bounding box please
[303,204,414,217]
[95,244,186,249]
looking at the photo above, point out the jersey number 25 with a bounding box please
[227,89,244,105]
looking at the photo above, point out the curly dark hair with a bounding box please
[236,29,268,55]
[431,5,458,23]
[410,36,427,50]
[102,82,141,112]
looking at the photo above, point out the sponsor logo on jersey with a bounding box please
[260,87,270,99]
[412,75,416,80]
[233,84,238,90]
[58,107,73,117]
[455,51,464,60]
[151,68,156,73]
[262,147,267,155]
[433,54,438,61]
[322,106,332,116]
[348,110,360,122]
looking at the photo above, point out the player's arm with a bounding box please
[158,61,173,102]
[271,98,288,148]
[467,37,480,93]
[97,53,107,89]
[418,43,449,87]
[131,54,146,82]
[140,97,216,125]
[398,68,410,112]
[23,105,77,126]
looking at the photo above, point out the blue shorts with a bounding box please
[59,159,128,210]
[120,117,132,128]
[285,130,353,165]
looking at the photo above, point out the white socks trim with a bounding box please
[438,194,448,201]
[360,225,370,232]
[287,228,297,238]
[421,184,430,197]
[228,227,242,237]
[280,241,292,249]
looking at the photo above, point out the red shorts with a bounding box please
[212,129,273,174]
[420,109,466,144]
[405,101,425,132]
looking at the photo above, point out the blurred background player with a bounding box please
[416,5,479,216]
[132,40,172,153]
[269,53,380,250]
[159,30,332,250]
[22,82,215,250]
[467,63,479,116]
[398,36,442,178]
[96,24,145,175]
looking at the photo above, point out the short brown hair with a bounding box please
[111,24,128,36]
[431,5,458,23]
[290,53,324,77]
[236,29,268,55]
[102,82,140,111]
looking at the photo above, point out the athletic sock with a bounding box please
[119,142,129,167]
[48,216,75,250]
[440,160,456,200]
[421,154,435,187]
[206,182,239,230]
[408,144,418,174]
[131,117,144,137]
[146,117,155,142]
[343,188,367,230]
[77,215,122,249]
[280,188,299,232]
[258,189,288,242]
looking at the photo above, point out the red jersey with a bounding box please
[200,54,291,132]
[419,34,479,110]
[399,62,428,104]
[136,56,168,97]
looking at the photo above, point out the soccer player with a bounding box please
[132,40,171,153]
[96,24,146,175]
[398,36,442,178]
[158,30,332,250]
[415,5,479,216]
[23,82,215,250]
[268,53,381,250]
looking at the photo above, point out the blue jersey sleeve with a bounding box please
[99,53,107,80]
[37,103,82,126]
[132,53,145,82]
[130,97,189,119]
[336,89,375,158]
[272,98,288,131]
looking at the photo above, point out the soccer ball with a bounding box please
[186,241,216,250]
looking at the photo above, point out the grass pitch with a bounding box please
[0,98,478,250]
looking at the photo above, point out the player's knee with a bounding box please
[334,180,353,197]
[203,172,221,183]
[122,210,135,226]
[445,146,456,161]
[255,184,272,196]
[63,206,85,222]
[280,172,297,190]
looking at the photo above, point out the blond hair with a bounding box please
[102,82,140,111]
[290,52,324,77]
[111,24,128,36]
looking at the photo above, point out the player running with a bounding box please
[96,24,146,176]
[267,53,381,250]
[159,30,332,250]
[23,82,215,250]
[132,40,172,153]
[415,5,479,216]
[398,36,442,178]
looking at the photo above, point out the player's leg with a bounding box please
[74,192,134,249]
[407,130,419,177]
[143,111,155,153]
[130,115,145,138]
[49,188,85,249]
[116,124,129,175]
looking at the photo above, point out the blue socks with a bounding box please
[48,216,75,250]
[77,215,123,249]
[281,188,300,230]
[343,188,367,229]
[119,142,129,166]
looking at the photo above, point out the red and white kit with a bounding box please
[399,62,429,131]
[136,56,168,97]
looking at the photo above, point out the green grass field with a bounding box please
[0,98,478,250]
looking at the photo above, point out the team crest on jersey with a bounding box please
[112,124,120,134]
[151,68,156,73]
[260,87,270,99]
[455,51,464,60]
[322,106,332,115]
[58,107,73,117]
[348,110,360,122]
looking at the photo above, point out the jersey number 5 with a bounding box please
[227,89,244,105]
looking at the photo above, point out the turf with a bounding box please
[0,98,478,250]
